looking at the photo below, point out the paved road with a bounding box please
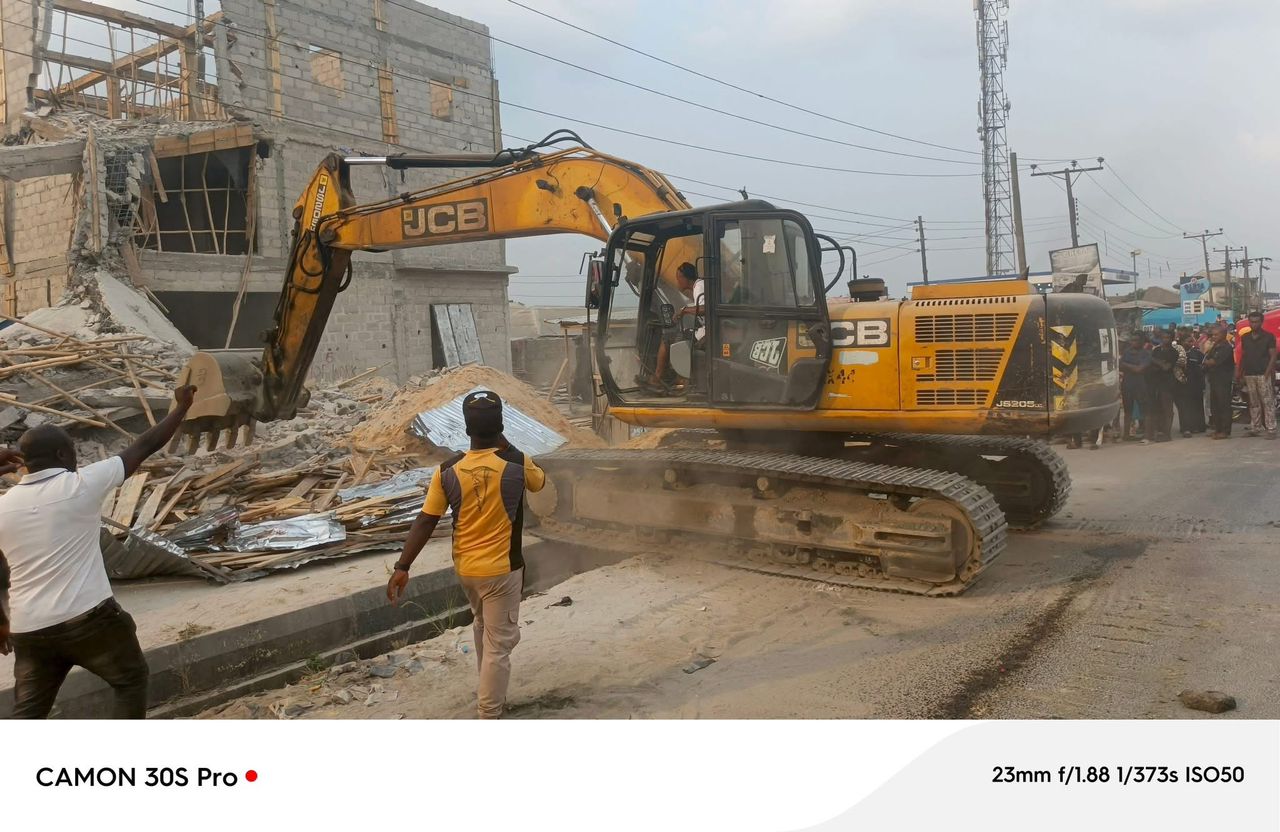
[206,431,1280,720]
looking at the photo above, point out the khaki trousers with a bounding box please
[1243,375,1277,434]
[458,568,523,719]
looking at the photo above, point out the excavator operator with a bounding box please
[645,262,705,394]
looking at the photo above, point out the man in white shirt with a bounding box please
[645,262,704,393]
[0,384,195,719]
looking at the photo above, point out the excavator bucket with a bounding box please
[172,350,262,453]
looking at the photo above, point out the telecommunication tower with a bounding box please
[976,0,1015,274]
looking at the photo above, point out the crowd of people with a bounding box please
[1075,309,1278,448]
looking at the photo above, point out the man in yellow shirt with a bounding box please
[387,390,545,718]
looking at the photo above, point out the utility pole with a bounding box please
[1186,229,1223,307]
[916,216,929,284]
[975,0,1015,275]
[1234,252,1273,312]
[1010,151,1028,278]
[1130,249,1142,296]
[1211,241,1240,314]
[1031,159,1105,247]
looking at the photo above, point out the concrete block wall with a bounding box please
[223,0,504,271]
[6,172,75,314]
[209,0,513,384]
[0,0,39,129]
[140,251,512,383]
[311,265,511,384]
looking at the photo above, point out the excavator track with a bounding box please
[529,448,1007,596]
[843,434,1071,530]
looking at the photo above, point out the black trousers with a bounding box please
[1121,387,1150,438]
[1147,385,1175,440]
[1208,375,1234,436]
[1175,381,1206,433]
[10,597,148,719]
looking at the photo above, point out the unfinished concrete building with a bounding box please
[0,0,512,380]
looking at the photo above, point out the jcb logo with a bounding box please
[309,177,329,232]
[749,337,786,369]
[831,319,891,348]
[402,199,489,239]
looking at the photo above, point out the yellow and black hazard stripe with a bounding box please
[1049,325,1079,410]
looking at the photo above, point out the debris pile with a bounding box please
[0,313,186,446]
[1,326,597,582]
[351,364,605,453]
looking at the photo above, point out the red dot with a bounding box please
[245,770,258,782]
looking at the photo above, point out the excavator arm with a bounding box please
[176,133,691,450]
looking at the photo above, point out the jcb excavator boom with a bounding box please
[178,132,690,449]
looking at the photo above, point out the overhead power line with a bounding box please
[35,8,967,206]
[32,7,1039,241]
[111,0,977,179]
[499,0,1083,165]
[1106,165,1186,233]
[1083,173,1181,237]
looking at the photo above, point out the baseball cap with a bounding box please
[462,390,503,437]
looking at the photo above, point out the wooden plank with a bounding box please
[18,368,133,438]
[191,458,253,490]
[313,472,348,512]
[110,472,150,529]
[0,392,106,427]
[133,478,169,530]
[54,12,220,97]
[237,497,305,523]
[0,353,93,377]
[120,355,156,426]
[350,452,374,486]
[100,487,118,522]
[54,0,191,40]
[335,365,387,389]
[120,242,146,287]
[150,478,193,531]
[39,49,180,88]
[377,65,399,144]
[29,371,127,408]
[285,475,324,500]
[0,312,94,345]
[146,150,167,203]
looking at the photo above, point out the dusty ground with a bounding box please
[202,433,1280,720]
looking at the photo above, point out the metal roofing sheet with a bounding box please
[410,386,567,456]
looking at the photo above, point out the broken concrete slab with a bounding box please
[95,270,194,351]
[0,139,86,181]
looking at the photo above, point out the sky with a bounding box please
[104,0,1280,305]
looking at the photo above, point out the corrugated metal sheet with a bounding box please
[224,513,346,552]
[99,527,229,583]
[410,386,567,456]
[337,467,432,503]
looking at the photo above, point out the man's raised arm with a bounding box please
[119,385,196,477]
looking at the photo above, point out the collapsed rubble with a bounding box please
[0,311,606,583]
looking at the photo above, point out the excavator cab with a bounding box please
[597,201,832,411]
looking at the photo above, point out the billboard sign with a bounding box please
[1049,244,1104,297]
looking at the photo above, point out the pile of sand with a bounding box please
[350,365,604,452]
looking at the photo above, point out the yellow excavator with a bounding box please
[177,131,1119,595]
